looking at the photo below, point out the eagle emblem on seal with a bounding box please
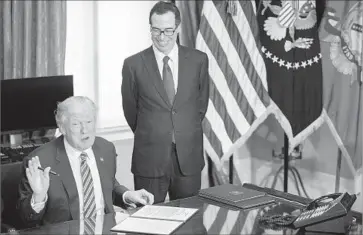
[261,0,317,52]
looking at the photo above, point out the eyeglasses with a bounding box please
[150,27,176,36]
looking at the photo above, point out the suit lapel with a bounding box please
[92,143,112,214]
[141,46,172,107]
[54,136,80,220]
[173,46,189,109]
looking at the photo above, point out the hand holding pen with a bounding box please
[26,156,55,203]
[38,167,58,176]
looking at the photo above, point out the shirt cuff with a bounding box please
[30,194,48,213]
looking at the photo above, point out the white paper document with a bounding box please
[111,205,199,234]
[114,211,130,224]
[131,205,198,221]
[111,217,183,235]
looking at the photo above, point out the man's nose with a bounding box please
[80,123,87,133]
[159,33,165,40]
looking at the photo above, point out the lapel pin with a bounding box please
[100,157,104,162]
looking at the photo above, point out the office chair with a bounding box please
[1,162,24,232]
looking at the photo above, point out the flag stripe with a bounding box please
[202,119,224,158]
[203,205,219,232]
[202,1,267,117]
[235,211,249,234]
[240,1,264,51]
[220,210,241,233]
[242,209,260,233]
[199,15,257,125]
[209,208,229,234]
[204,99,233,154]
[249,0,257,14]
[209,77,241,142]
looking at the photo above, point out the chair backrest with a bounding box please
[1,162,25,230]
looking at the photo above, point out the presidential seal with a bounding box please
[262,0,317,52]
[229,191,244,196]
[260,0,322,70]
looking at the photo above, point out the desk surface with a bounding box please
[17,196,361,235]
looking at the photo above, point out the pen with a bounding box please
[38,167,58,176]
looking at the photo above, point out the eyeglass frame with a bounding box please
[150,25,178,36]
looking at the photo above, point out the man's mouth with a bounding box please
[158,41,168,46]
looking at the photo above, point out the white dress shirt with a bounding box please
[153,43,179,92]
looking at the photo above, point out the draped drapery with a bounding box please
[0,0,66,80]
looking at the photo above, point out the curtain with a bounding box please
[0,0,66,80]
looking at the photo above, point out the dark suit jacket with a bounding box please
[122,45,209,177]
[17,136,128,227]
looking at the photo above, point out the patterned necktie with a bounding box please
[83,216,96,235]
[80,152,96,219]
[162,56,175,105]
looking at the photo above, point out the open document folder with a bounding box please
[111,205,199,235]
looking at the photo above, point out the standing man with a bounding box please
[122,1,209,203]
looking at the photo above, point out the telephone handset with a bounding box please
[258,192,357,229]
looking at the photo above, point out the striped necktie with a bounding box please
[83,216,96,235]
[80,152,96,219]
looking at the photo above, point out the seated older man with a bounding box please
[17,96,154,227]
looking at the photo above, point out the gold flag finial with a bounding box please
[227,0,237,16]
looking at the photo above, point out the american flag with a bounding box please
[196,0,276,173]
[202,201,282,234]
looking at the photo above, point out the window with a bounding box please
[66,1,155,129]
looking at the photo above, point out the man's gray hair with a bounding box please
[55,96,97,127]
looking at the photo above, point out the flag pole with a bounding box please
[283,133,289,192]
[207,154,216,187]
[335,149,342,193]
[229,155,234,184]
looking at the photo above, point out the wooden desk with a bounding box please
[16,195,361,235]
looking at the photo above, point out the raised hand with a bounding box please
[26,156,51,203]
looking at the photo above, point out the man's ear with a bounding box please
[176,23,181,34]
[58,124,66,136]
[54,128,62,138]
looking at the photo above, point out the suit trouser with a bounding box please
[134,143,201,204]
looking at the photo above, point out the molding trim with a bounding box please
[96,125,134,142]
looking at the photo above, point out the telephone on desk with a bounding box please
[259,192,357,230]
